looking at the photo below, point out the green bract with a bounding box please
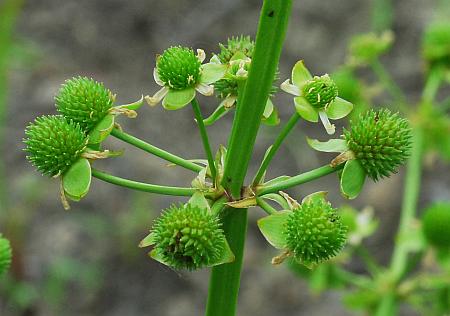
[143,204,227,270]
[281,60,353,134]
[24,115,88,177]
[344,109,412,181]
[0,234,12,277]
[285,198,347,265]
[55,77,114,131]
[422,202,450,249]
[147,46,227,110]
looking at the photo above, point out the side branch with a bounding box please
[110,128,203,173]
[257,164,344,196]
[92,168,199,197]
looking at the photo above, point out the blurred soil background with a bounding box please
[0,0,449,315]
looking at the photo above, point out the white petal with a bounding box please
[197,49,206,63]
[145,86,169,106]
[280,79,301,96]
[223,95,237,109]
[318,111,336,135]
[153,68,164,86]
[196,83,214,96]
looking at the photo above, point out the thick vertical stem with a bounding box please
[205,1,292,315]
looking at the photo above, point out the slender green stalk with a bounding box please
[256,197,277,215]
[257,164,344,196]
[191,98,217,181]
[375,127,424,315]
[110,128,202,173]
[206,1,292,315]
[0,0,23,210]
[91,168,198,196]
[211,196,228,216]
[422,66,443,104]
[252,112,300,186]
[371,0,393,33]
[371,59,407,109]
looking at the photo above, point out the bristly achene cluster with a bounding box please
[23,33,412,273]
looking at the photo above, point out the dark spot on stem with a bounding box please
[268,10,274,17]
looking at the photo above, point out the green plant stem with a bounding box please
[191,98,217,181]
[354,245,380,276]
[91,168,198,197]
[110,128,202,173]
[257,164,344,196]
[371,59,407,110]
[256,197,277,215]
[205,1,292,315]
[371,0,393,33]
[0,0,23,209]
[252,112,300,186]
[211,195,228,216]
[422,66,443,104]
[375,128,424,315]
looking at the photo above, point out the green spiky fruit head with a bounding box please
[55,77,114,132]
[422,22,450,67]
[344,109,412,181]
[302,75,338,109]
[422,202,450,248]
[217,35,254,63]
[285,198,347,265]
[157,46,201,90]
[24,115,88,177]
[151,204,225,270]
[0,234,12,277]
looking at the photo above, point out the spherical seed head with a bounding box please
[422,202,450,248]
[217,35,254,63]
[24,115,88,177]
[157,46,201,90]
[302,75,338,109]
[285,199,347,265]
[344,109,412,181]
[55,77,114,132]
[0,234,12,276]
[151,204,225,270]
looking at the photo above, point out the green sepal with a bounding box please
[187,191,211,212]
[62,158,92,201]
[292,60,312,87]
[88,114,115,144]
[294,96,318,122]
[257,211,291,249]
[210,238,235,266]
[262,100,280,126]
[230,51,248,61]
[326,97,353,120]
[162,88,196,110]
[116,95,145,110]
[200,63,227,84]
[203,100,231,126]
[340,159,366,200]
[149,234,235,268]
[306,137,348,153]
[301,191,328,204]
[139,232,157,248]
